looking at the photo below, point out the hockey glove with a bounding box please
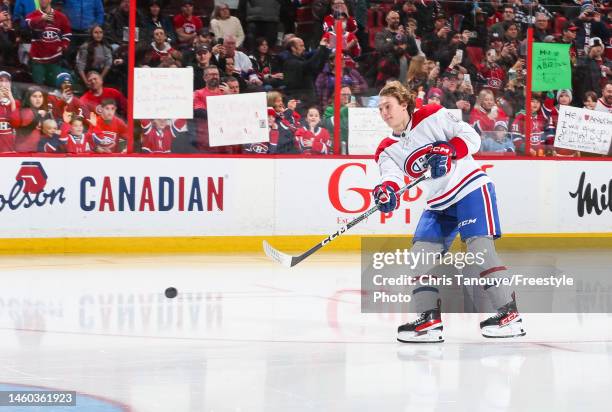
[373,181,400,213]
[427,141,456,179]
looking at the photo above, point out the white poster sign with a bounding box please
[348,108,392,155]
[554,105,612,155]
[134,68,194,119]
[207,92,268,147]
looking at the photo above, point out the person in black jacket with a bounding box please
[282,36,330,106]
[574,37,612,99]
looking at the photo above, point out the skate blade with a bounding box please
[481,322,526,339]
[397,329,444,343]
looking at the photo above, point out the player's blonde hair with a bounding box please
[379,81,416,114]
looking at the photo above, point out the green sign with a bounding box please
[532,42,572,92]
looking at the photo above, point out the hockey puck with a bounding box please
[164,287,178,299]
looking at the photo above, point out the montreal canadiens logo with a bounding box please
[487,78,503,89]
[42,30,60,41]
[404,144,433,178]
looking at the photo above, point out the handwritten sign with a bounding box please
[554,105,612,155]
[134,68,194,119]
[348,108,393,155]
[207,92,268,147]
[532,43,571,91]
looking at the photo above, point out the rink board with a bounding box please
[0,157,610,252]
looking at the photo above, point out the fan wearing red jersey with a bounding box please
[374,81,525,343]
[0,71,19,153]
[60,116,94,154]
[81,71,127,117]
[25,0,72,87]
[295,107,331,154]
[91,99,127,153]
[141,119,187,153]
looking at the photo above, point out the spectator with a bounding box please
[440,70,472,120]
[575,37,612,99]
[426,87,443,105]
[323,85,356,153]
[0,0,16,66]
[489,5,516,38]
[267,90,301,130]
[295,106,331,154]
[220,76,241,94]
[104,0,133,49]
[583,90,598,110]
[81,70,127,116]
[510,94,552,156]
[511,0,551,27]
[502,21,521,45]
[47,72,87,123]
[173,0,203,50]
[62,0,105,41]
[144,27,182,67]
[470,88,508,135]
[194,65,223,112]
[12,0,36,24]
[282,36,331,104]
[192,45,218,90]
[595,82,612,113]
[375,10,419,86]
[76,25,113,84]
[60,115,95,153]
[315,53,367,107]
[37,118,63,152]
[404,55,428,92]
[245,0,281,52]
[140,119,187,153]
[12,86,46,152]
[248,37,284,91]
[268,107,299,154]
[210,3,245,48]
[90,98,127,153]
[26,0,72,87]
[477,48,505,91]
[533,12,551,42]
[220,57,248,91]
[405,17,424,56]
[481,121,515,153]
[559,21,578,64]
[574,0,610,55]
[321,17,361,61]
[323,1,357,33]
[0,71,18,153]
[308,0,330,49]
[216,35,261,88]
[142,0,177,45]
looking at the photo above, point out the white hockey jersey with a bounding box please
[375,104,490,210]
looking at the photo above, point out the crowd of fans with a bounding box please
[0,0,611,156]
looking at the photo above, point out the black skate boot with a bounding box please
[397,306,444,343]
[480,299,526,338]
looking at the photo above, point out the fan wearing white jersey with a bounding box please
[372,81,526,343]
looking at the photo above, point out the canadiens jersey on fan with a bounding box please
[375,104,490,210]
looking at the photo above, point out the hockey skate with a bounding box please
[480,300,526,338]
[397,307,444,343]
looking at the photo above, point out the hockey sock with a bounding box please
[465,236,514,310]
[410,241,446,313]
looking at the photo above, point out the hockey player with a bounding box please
[372,81,525,343]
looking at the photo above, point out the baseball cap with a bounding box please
[199,27,215,37]
[426,87,443,100]
[0,71,11,80]
[562,21,578,32]
[589,36,603,48]
[441,70,459,79]
[196,45,210,54]
[434,13,447,21]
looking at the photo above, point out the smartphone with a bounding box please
[508,70,517,81]
[455,49,463,61]
[218,38,224,46]
[463,73,471,84]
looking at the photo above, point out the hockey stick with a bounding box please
[263,174,428,267]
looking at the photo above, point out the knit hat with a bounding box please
[494,120,508,131]
[556,89,573,102]
[55,72,73,88]
[0,71,11,80]
[581,0,595,14]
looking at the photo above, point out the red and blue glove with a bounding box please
[372,181,400,213]
[427,141,456,179]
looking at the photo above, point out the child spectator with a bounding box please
[295,106,331,154]
[511,94,553,156]
[481,121,515,154]
[12,86,46,152]
[37,118,63,152]
[141,119,187,153]
[60,115,95,153]
[583,90,599,110]
[145,27,182,67]
[91,99,127,153]
[426,87,443,105]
